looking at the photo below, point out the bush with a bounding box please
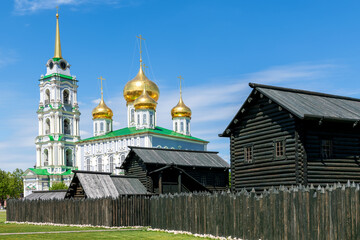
[50,182,68,190]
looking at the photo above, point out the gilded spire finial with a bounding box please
[178,75,183,98]
[54,6,62,59]
[136,35,145,65]
[98,76,106,100]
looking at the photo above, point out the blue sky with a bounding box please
[1,0,360,171]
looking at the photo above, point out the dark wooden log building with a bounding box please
[220,83,360,191]
[120,147,229,194]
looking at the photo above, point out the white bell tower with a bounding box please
[35,11,80,174]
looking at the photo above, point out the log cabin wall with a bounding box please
[124,156,152,191]
[230,95,299,191]
[301,120,360,185]
[184,167,228,191]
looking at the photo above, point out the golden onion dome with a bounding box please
[134,87,157,111]
[92,97,113,120]
[171,96,192,119]
[123,65,160,104]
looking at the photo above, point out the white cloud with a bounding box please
[80,130,91,138]
[0,49,18,68]
[91,98,101,104]
[14,0,135,15]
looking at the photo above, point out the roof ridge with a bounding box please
[73,170,112,175]
[249,82,360,102]
[129,146,219,154]
[32,190,67,193]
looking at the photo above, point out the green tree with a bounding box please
[0,170,10,201]
[50,181,68,190]
[8,168,24,198]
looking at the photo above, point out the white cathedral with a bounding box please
[23,12,208,197]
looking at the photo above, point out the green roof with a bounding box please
[78,126,208,143]
[42,73,74,80]
[28,168,73,176]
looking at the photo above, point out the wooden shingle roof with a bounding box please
[121,147,229,169]
[221,83,360,137]
[25,190,67,200]
[67,171,149,199]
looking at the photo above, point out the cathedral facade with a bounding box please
[76,40,208,174]
[23,13,208,196]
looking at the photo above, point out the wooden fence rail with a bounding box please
[7,183,360,239]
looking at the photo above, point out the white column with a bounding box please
[36,146,41,167]
[73,90,78,105]
[59,145,64,166]
[53,143,58,165]
[38,116,43,135]
[54,113,58,134]
[49,145,53,166]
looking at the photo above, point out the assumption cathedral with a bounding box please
[23,12,208,196]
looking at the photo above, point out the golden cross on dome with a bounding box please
[178,75,183,97]
[136,35,145,62]
[56,6,59,13]
[98,76,106,98]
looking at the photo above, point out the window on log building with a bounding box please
[275,140,285,158]
[244,146,253,163]
[321,139,332,159]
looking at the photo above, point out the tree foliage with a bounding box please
[0,170,10,201]
[0,168,24,200]
[50,181,68,190]
[9,168,24,198]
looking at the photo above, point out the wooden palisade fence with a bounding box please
[7,183,360,240]
[7,195,150,227]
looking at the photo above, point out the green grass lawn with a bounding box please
[0,211,210,239]
[1,230,207,239]
[0,211,5,223]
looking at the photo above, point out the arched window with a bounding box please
[98,157,102,172]
[63,90,69,104]
[64,119,70,135]
[175,122,178,132]
[150,112,153,126]
[45,89,50,105]
[186,121,190,134]
[65,149,72,166]
[107,122,111,132]
[137,114,140,125]
[44,149,49,166]
[120,155,125,164]
[180,122,184,132]
[45,118,51,134]
[100,122,104,131]
[131,109,135,123]
[109,156,114,172]
[143,114,147,124]
[95,122,97,132]
[86,158,91,171]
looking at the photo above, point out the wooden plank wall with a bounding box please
[125,157,153,191]
[7,184,360,239]
[230,97,298,191]
[304,122,360,185]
